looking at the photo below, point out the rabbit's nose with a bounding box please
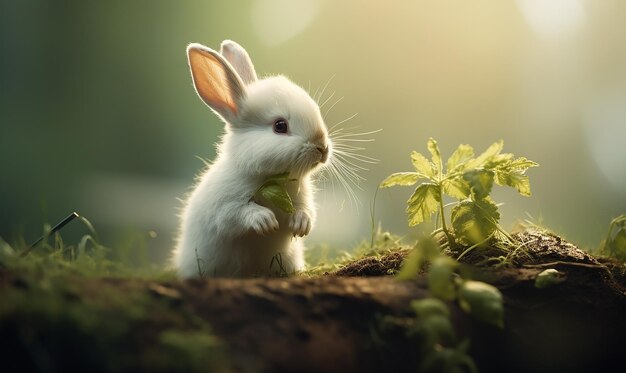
[316,145,329,163]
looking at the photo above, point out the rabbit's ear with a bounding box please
[220,40,258,85]
[187,43,246,122]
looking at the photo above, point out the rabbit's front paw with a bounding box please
[289,209,312,237]
[248,207,279,235]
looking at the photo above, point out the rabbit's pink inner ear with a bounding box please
[188,48,244,117]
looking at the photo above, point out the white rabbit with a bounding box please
[173,40,331,278]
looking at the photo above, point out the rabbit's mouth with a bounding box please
[317,145,330,164]
[310,146,331,171]
[295,142,331,172]
[290,152,327,179]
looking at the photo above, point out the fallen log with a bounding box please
[1,230,625,372]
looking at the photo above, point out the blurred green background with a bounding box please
[1,0,625,262]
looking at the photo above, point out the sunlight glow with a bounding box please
[251,0,320,46]
[582,84,626,193]
[516,0,586,40]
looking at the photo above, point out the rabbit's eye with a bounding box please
[273,119,289,134]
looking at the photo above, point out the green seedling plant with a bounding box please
[393,237,503,372]
[398,238,504,329]
[409,298,477,372]
[381,138,538,256]
[599,214,626,262]
[382,138,536,360]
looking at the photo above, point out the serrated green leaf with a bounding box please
[507,157,539,172]
[451,199,500,245]
[380,172,421,188]
[484,153,514,169]
[535,268,566,288]
[493,170,532,196]
[446,144,475,172]
[406,183,441,226]
[428,256,458,301]
[411,151,434,178]
[411,298,450,318]
[489,154,538,196]
[442,178,470,200]
[458,280,504,328]
[258,184,295,213]
[463,169,494,200]
[427,138,442,178]
[465,140,503,169]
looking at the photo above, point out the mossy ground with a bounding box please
[1,226,625,372]
[0,237,230,373]
[0,228,415,372]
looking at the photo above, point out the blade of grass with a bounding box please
[21,212,80,257]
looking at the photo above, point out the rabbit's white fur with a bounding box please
[173,40,330,278]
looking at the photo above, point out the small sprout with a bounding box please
[411,298,450,318]
[599,214,626,261]
[418,340,478,373]
[421,314,456,346]
[535,268,566,289]
[428,256,458,301]
[458,280,504,328]
[396,237,440,280]
[396,248,423,281]
[410,299,456,348]
[254,173,298,213]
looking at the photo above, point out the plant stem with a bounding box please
[438,188,456,250]
[433,148,455,249]
[456,233,493,261]
[370,186,380,249]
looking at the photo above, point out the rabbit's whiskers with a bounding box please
[323,96,344,120]
[319,91,336,109]
[313,75,336,104]
[320,119,380,208]
[310,79,380,209]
